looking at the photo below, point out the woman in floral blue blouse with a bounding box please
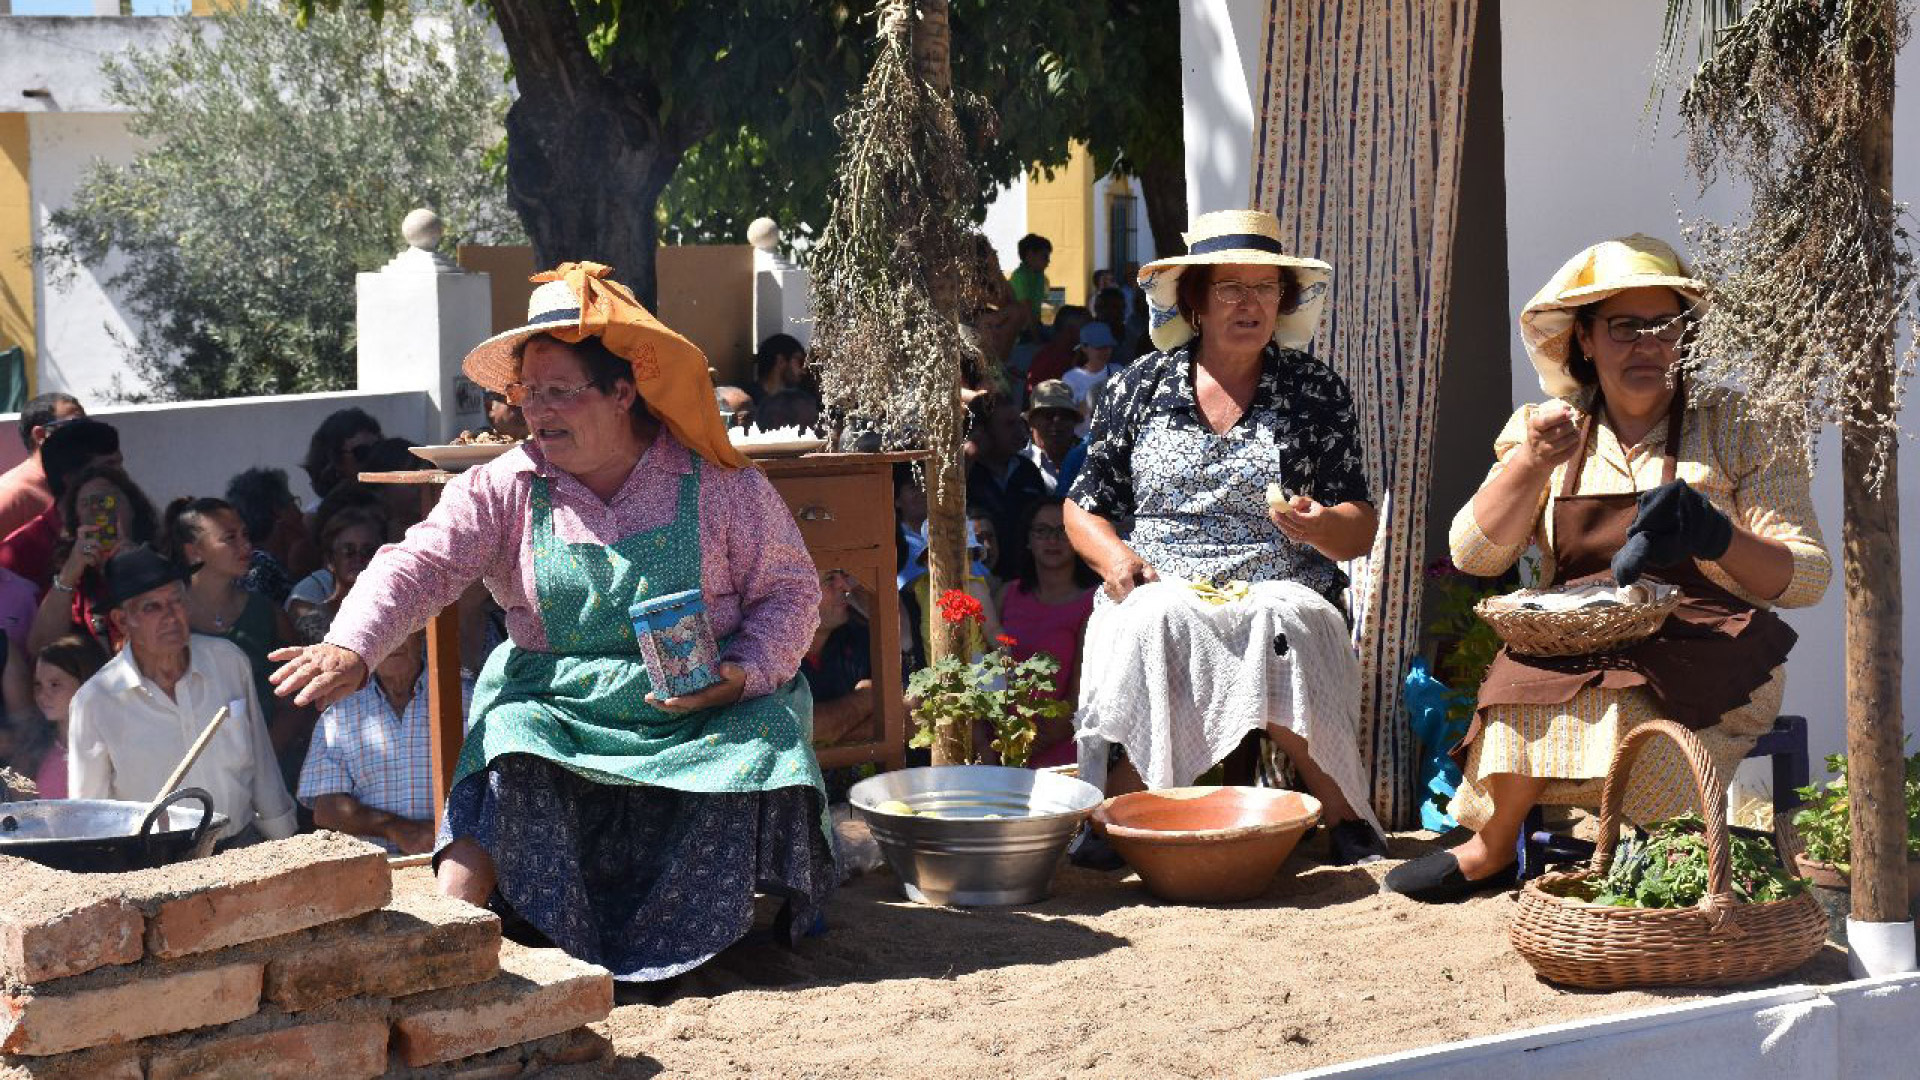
[1065,210,1387,865]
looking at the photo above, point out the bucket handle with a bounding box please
[138,787,215,852]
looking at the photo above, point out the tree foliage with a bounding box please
[40,0,518,401]
[658,0,1175,251]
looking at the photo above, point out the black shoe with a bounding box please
[1327,819,1389,866]
[1382,851,1517,903]
[1068,823,1127,871]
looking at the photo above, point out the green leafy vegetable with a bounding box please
[1594,814,1806,908]
[1791,748,1920,878]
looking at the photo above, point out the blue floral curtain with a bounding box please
[1252,0,1481,827]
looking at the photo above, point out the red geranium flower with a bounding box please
[995,633,1018,648]
[936,588,986,625]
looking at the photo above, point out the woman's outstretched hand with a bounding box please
[268,643,368,710]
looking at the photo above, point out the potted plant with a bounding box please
[906,589,1073,768]
[1790,749,1920,927]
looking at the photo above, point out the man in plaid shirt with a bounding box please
[298,632,473,854]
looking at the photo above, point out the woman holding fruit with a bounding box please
[1386,235,1831,902]
[1064,210,1387,866]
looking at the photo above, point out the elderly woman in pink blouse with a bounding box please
[271,264,828,983]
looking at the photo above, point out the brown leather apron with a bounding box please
[1451,384,1797,767]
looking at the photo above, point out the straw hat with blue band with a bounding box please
[463,262,749,469]
[1520,234,1711,399]
[1135,209,1333,353]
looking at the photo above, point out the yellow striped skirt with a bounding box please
[1448,667,1785,831]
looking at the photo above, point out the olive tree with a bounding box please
[40,0,518,401]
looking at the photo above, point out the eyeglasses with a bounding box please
[332,543,380,561]
[502,380,597,409]
[1210,280,1284,307]
[1603,314,1691,344]
[1028,524,1069,540]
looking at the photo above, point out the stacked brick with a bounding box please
[0,832,614,1079]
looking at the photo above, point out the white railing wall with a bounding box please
[0,389,429,509]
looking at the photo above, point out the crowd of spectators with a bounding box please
[0,394,514,852]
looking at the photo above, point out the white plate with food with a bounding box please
[729,425,827,458]
[411,436,521,471]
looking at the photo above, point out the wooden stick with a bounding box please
[154,706,230,804]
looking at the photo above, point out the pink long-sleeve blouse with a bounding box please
[325,432,821,700]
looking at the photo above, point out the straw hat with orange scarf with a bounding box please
[463,261,750,470]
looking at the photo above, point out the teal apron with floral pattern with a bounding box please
[454,463,827,825]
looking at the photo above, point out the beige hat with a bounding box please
[1136,209,1332,353]
[1520,234,1710,398]
[1025,379,1082,419]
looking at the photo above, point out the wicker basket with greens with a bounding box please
[1510,720,1828,988]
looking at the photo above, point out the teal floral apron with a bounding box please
[455,463,829,828]
[438,461,835,981]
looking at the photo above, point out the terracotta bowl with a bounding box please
[1092,787,1321,904]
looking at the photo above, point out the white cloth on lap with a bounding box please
[1073,578,1382,835]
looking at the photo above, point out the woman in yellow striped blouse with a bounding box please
[1386,235,1830,902]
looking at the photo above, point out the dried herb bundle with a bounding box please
[807,0,990,505]
[1669,0,1917,485]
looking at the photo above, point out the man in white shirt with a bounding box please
[68,545,296,844]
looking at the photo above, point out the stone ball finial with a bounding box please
[747,217,781,252]
[402,208,445,251]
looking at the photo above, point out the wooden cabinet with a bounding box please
[759,452,919,773]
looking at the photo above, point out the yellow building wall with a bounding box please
[1024,141,1096,308]
[0,114,33,395]
[191,0,243,14]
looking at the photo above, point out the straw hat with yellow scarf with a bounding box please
[1519,234,1710,399]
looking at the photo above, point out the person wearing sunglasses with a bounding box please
[1388,235,1830,902]
[300,408,383,507]
[1065,210,1388,867]
[269,264,828,986]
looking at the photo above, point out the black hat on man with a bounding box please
[102,543,196,611]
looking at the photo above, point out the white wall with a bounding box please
[1501,0,1920,762]
[29,111,150,403]
[0,16,170,113]
[0,390,429,508]
[1289,972,1920,1080]
[981,175,1028,274]
[1178,0,1266,219]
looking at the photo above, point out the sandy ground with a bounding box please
[547,832,1850,1080]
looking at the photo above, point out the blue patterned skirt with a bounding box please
[437,753,835,982]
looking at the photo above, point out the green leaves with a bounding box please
[906,643,1069,769]
[40,0,518,401]
[1594,813,1806,908]
[1791,746,1920,877]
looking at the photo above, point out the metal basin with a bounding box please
[0,788,225,873]
[850,765,1103,906]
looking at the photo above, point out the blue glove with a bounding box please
[1611,479,1734,585]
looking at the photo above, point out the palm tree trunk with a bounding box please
[1843,4,1907,926]
[905,0,971,765]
